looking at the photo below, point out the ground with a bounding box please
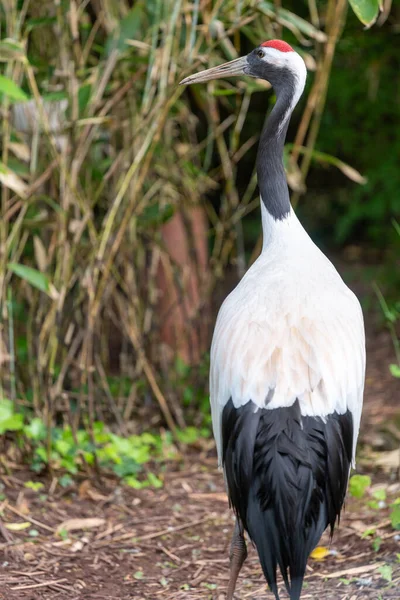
[0,329,399,600]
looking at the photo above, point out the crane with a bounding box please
[180,40,365,600]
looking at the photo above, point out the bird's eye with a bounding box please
[257,49,264,58]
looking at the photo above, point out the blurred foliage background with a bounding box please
[0,0,399,481]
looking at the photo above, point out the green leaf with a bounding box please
[0,398,13,421]
[125,476,149,489]
[133,570,144,580]
[372,488,387,501]
[0,399,24,433]
[59,474,73,488]
[113,458,141,477]
[55,439,73,457]
[349,474,371,498]
[147,472,163,489]
[25,17,57,33]
[25,418,46,440]
[348,0,380,27]
[389,364,400,378]
[372,536,382,551]
[183,386,194,405]
[106,2,145,55]
[7,263,51,295]
[78,84,92,116]
[60,457,78,474]
[202,583,217,590]
[390,504,400,530]
[175,356,190,378]
[176,427,201,444]
[361,527,375,538]
[29,529,39,537]
[138,203,174,228]
[82,451,94,465]
[58,527,69,540]
[0,74,28,102]
[392,220,400,238]
[378,564,392,583]
[0,413,24,434]
[24,481,44,492]
[35,447,47,462]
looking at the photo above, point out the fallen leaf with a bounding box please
[5,521,31,531]
[310,546,330,561]
[56,517,105,534]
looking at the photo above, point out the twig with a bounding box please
[11,579,68,591]
[6,505,55,532]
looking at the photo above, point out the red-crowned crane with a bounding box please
[180,40,365,600]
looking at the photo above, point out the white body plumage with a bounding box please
[210,204,365,465]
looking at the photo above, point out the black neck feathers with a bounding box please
[257,71,297,221]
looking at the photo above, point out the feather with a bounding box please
[222,399,353,600]
[210,209,365,466]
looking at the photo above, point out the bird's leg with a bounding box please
[226,519,247,600]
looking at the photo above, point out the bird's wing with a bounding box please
[210,278,365,466]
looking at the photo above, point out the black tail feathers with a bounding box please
[222,399,353,600]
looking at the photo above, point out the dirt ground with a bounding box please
[0,329,399,600]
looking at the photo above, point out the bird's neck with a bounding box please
[257,85,296,221]
[260,202,307,253]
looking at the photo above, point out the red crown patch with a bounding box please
[261,40,293,53]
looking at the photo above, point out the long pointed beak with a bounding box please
[179,56,248,85]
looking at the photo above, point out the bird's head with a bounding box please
[179,40,306,96]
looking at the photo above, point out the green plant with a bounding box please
[0,397,203,488]
[349,474,371,498]
[348,472,400,552]
[378,564,393,584]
